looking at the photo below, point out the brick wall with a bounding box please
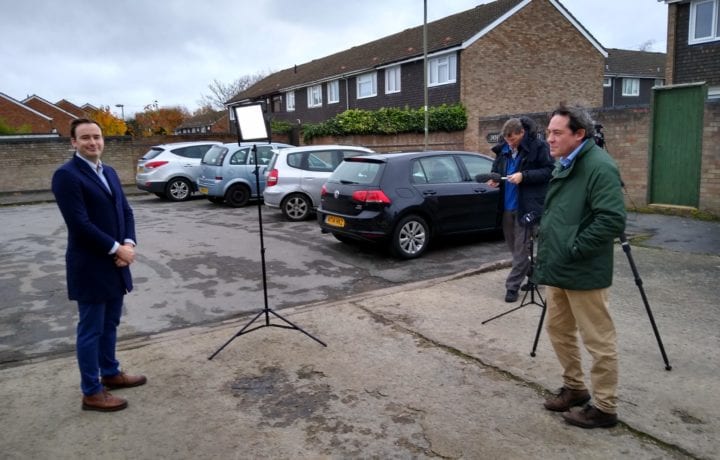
[0,133,238,193]
[701,101,720,212]
[305,131,464,152]
[461,0,604,152]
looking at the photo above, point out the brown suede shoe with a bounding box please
[101,371,147,390]
[544,386,591,412]
[562,404,618,428]
[82,390,128,412]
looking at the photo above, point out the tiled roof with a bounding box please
[229,0,526,103]
[605,48,666,78]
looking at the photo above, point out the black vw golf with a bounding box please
[318,151,501,259]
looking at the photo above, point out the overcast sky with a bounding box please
[1,0,668,118]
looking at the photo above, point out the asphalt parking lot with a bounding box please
[0,192,507,364]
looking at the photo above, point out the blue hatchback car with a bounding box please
[197,142,293,207]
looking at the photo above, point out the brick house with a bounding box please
[603,49,666,107]
[174,110,229,134]
[228,0,606,151]
[22,95,78,136]
[0,92,54,134]
[664,0,720,98]
[55,99,91,118]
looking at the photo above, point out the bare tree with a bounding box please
[197,72,268,110]
[638,40,656,52]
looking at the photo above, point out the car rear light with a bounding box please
[267,169,278,187]
[321,184,328,196]
[143,160,169,169]
[351,190,391,204]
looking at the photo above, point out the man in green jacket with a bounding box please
[534,105,626,429]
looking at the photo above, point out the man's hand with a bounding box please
[507,172,523,184]
[115,243,135,267]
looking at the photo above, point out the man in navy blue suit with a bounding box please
[52,119,146,412]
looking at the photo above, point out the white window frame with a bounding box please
[428,53,457,87]
[327,80,339,104]
[356,72,377,99]
[286,91,295,112]
[622,78,640,97]
[385,66,401,94]
[603,77,612,87]
[307,84,322,108]
[689,0,720,44]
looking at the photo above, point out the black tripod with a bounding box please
[209,142,326,360]
[482,218,546,357]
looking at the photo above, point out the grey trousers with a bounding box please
[502,211,534,292]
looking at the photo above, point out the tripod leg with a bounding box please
[619,234,672,370]
[269,309,327,347]
[208,309,265,360]
[530,292,547,357]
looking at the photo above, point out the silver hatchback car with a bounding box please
[197,142,293,207]
[263,145,374,221]
[136,141,221,201]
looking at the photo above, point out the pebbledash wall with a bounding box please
[1,105,718,216]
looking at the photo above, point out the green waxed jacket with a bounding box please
[532,140,626,290]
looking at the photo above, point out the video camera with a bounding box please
[594,124,606,149]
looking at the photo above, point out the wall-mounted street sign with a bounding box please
[486,132,501,144]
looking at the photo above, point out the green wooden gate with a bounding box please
[649,84,706,208]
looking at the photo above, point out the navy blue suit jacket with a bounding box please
[52,155,136,302]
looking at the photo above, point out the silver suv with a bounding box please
[136,141,221,201]
[263,145,374,221]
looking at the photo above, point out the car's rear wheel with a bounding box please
[281,193,311,221]
[391,215,429,259]
[165,178,192,202]
[208,196,224,204]
[225,184,250,207]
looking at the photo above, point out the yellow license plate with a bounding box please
[326,215,345,228]
[199,187,209,194]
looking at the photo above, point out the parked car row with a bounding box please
[135,141,501,259]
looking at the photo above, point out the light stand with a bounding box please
[209,103,326,360]
[482,216,546,356]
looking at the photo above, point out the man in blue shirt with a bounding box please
[488,117,554,302]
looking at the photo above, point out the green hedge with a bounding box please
[301,103,467,142]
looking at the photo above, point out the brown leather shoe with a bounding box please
[562,404,618,428]
[82,390,127,412]
[544,386,591,412]
[101,371,147,390]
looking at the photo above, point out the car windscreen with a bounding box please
[329,160,383,185]
[201,146,228,166]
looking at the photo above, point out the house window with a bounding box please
[308,85,323,108]
[385,66,401,94]
[286,91,295,112]
[603,77,612,87]
[622,78,640,97]
[328,80,339,104]
[428,53,457,86]
[357,72,377,99]
[654,79,664,87]
[272,96,282,112]
[690,0,720,43]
